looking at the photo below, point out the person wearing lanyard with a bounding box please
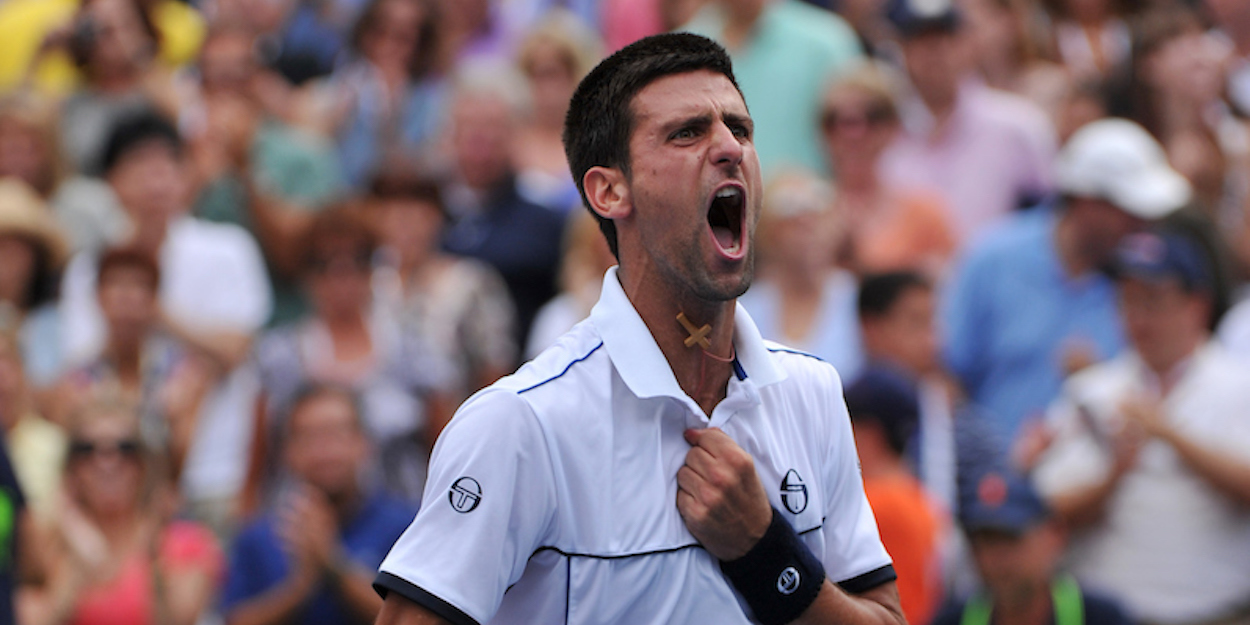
[930,466,1133,625]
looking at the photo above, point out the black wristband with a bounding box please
[719,507,826,625]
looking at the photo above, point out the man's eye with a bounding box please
[671,128,697,141]
[730,125,750,139]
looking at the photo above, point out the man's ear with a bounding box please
[583,166,631,221]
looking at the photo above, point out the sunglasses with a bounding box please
[821,105,893,132]
[68,439,142,460]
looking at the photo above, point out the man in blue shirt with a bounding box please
[942,118,1190,443]
[221,385,416,625]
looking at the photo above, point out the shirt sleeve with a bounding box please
[818,369,896,590]
[375,389,557,625]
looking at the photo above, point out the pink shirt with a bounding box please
[69,521,222,625]
[880,80,1057,244]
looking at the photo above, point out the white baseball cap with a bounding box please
[1054,118,1192,219]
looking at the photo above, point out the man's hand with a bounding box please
[676,428,773,561]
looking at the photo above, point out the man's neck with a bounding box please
[617,266,737,416]
[1143,336,1205,392]
[993,582,1053,625]
[1053,211,1096,279]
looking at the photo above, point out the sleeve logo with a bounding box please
[449,477,483,513]
[780,469,808,514]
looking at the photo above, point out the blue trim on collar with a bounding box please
[518,342,605,394]
[732,357,747,381]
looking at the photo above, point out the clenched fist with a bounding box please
[676,427,773,561]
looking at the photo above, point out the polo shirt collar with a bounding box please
[590,267,788,403]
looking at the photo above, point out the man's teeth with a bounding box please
[716,187,740,200]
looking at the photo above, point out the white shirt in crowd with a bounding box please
[1033,342,1250,624]
[377,266,894,624]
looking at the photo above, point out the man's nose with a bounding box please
[709,121,744,169]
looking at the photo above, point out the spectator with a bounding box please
[323,0,443,189]
[367,168,516,400]
[0,91,127,258]
[512,9,602,213]
[859,271,957,510]
[0,330,66,519]
[56,0,184,176]
[844,366,945,625]
[930,466,1133,625]
[738,170,864,378]
[0,0,204,96]
[943,118,1189,442]
[1041,0,1133,82]
[22,398,222,625]
[221,385,416,625]
[524,209,616,359]
[440,62,567,347]
[0,179,68,389]
[182,22,345,326]
[1209,0,1250,119]
[58,110,271,535]
[1033,225,1250,625]
[58,248,208,487]
[819,63,958,277]
[1107,5,1237,217]
[253,207,451,503]
[0,424,40,625]
[682,0,863,175]
[962,0,1071,127]
[880,0,1057,242]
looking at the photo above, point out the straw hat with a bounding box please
[0,177,69,270]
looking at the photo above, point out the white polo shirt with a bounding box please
[376,267,894,625]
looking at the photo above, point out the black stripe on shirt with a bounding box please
[373,572,480,625]
[837,564,898,594]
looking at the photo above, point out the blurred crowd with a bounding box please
[0,0,1247,623]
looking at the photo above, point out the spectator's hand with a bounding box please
[53,489,109,575]
[1109,407,1148,476]
[278,485,340,575]
[160,355,215,429]
[1012,417,1055,471]
[1120,397,1171,441]
[1060,340,1098,376]
[676,428,772,562]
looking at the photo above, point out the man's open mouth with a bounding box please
[708,184,745,258]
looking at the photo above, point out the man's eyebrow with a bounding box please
[723,112,753,129]
[660,113,713,134]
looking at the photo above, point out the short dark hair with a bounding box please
[97,246,161,292]
[368,166,446,216]
[101,110,182,174]
[300,206,377,276]
[284,383,365,437]
[858,271,932,320]
[563,33,741,258]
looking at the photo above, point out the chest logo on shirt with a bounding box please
[449,477,482,513]
[780,470,808,515]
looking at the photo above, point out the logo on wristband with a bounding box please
[777,567,801,595]
[780,470,808,514]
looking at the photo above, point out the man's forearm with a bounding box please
[794,580,907,625]
[375,594,452,625]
